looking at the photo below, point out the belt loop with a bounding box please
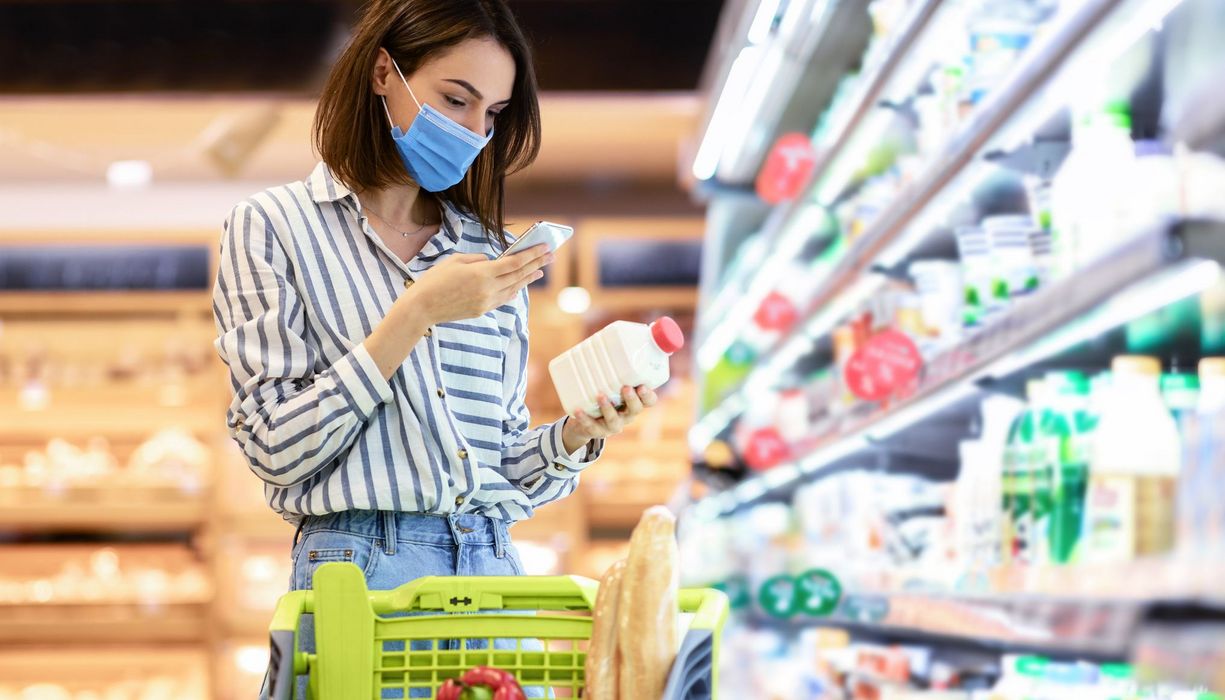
[291,518,306,551]
[446,513,463,546]
[381,511,396,556]
[493,519,507,559]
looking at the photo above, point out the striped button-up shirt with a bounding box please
[212,162,601,522]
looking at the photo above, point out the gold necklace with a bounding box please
[365,204,438,238]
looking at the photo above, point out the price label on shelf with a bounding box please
[796,569,842,617]
[844,329,924,401]
[758,574,800,619]
[743,427,790,472]
[756,133,817,205]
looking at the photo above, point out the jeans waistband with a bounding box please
[297,510,511,556]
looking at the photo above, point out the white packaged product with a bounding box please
[549,317,684,417]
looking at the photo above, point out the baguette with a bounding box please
[617,506,679,700]
[585,559,625,700]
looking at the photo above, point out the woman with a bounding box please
[213,0,657,692]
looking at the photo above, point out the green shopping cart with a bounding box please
[265,562,729,699]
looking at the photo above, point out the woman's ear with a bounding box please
[372,47,393,97]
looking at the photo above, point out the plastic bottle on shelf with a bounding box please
[1083,356,1182,563]
[1161,372,1201,425]
[1177,358,1225,560]
[1037,371,1095,565]
[549,317,684,417]
[1001,379,1045,567]
[1049,102,1137,277]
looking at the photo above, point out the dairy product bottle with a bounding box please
[1038,371,1094,565]
[549,317,685,417]
[1002,379,1045,566]
[1177,358,1225,559]
[1083,356,1182,562]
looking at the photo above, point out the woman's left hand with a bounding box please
[562,385,658,452]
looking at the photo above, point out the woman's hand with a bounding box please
[408,245,553,326]
[562,385,658,454]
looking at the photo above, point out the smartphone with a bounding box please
[499,221,573,258]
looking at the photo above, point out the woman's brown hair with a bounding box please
[314,0,541,247]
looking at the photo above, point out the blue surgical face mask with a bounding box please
[382,59,493,192]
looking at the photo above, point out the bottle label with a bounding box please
[1084,474,1137,562]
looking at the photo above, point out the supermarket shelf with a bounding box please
[0,489,208,532]
[0,291,212,315]
[774,591,1143,659]
[0,602,210,644]
[0,404,220,439]
[748,561,1225,660]
[1134,619,1225,693]
[0,645,210,685]
[695,0,944,365]
[694,219,1225,516]
[694,0,1142,437]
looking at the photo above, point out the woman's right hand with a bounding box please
[407,244,554,325]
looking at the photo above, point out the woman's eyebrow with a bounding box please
[443,78,511,105]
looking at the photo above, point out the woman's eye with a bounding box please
[444,96,465,108]
[487,110,503,119]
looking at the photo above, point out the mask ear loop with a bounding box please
[390,58,423,109]
[380,95,395,127]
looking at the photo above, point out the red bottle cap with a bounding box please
[650,317,685,355]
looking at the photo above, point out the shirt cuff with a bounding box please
[333,342,395,417]
[540,417,604,479]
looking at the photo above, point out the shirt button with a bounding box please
[436,388,446,399]
[457,449,468,460]
[403,278,414,289]
[455,495,465,506]
[553,464,566,472]
[425,328,433,337]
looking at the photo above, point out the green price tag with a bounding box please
[713,575,752,611]
[795,568,842,616]
[757,574,799,619]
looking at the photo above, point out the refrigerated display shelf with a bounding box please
[747,561,1225,660]
[1134,619,1225,693]
[0,602,210,643]
[696,0,1146,433]
[696,0,944,361]
[753,590,1143,659]
[695,219,1225,517]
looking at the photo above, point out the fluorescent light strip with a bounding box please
[718,44,789,181]
[693,47,765,181]
[747,0,783,45]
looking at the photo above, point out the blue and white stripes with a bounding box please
[212,162,600,522]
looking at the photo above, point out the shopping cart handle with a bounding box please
[678,587,730,632]
[264,590,311,700]
[374,575,600,615]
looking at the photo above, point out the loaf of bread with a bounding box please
[584,558,625,700]
[617,506,679,699]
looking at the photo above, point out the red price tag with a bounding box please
[754,291,799,332]
[743,427,790,472]
[756,133,818,205]
[843,330,923,401]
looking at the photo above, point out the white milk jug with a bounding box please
[549,317,685,417]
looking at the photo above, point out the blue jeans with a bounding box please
[270,510,544,699]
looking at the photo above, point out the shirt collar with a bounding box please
[308,161,490,249]
[306,162,354,204]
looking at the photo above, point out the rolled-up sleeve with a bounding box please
[212,201,393,488]
[499,288,603,507]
